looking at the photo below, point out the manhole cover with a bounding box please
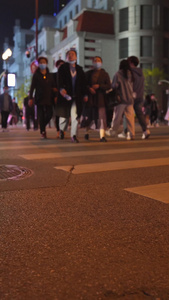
[0,165,33,181]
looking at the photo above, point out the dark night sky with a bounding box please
[0,0,56,73]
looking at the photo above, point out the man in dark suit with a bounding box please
[56,49,88,143]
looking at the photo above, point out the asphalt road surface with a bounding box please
[0,124,169,300]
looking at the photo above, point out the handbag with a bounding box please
[106,88,121,109]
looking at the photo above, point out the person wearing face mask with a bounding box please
[0,86,13,132]
[82,56,111,142]
[56,49,88,143]
[29,56,56,139]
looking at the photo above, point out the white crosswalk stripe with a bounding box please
[54,157,169,174]
[125,183,169,204]
[19,146,169,160]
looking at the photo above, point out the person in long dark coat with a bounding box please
[0,86,13,131]
[56,49,88,143]
[29,56,56,139]
[83,56,111,142]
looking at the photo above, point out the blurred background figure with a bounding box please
[23,91,38,131]
[0,86,13,132]
[164,96,169,126]
[8,97,20,126]
[143,94,151,127]
[53,59,65,138]
[143,93,159,128]
[150,93,159,127]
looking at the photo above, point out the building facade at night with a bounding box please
[113,0,169,74]
[2,0,169,110]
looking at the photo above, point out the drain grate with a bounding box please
[0,165,33,181]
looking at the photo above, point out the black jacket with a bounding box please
[86,68,111,107]
[56,63,87,118]
[29,68,55,106]
[0,93,13,112]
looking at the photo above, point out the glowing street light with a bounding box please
[2,48,12,61]
[2,48,13,87]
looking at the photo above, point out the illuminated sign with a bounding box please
[7,73,16,87]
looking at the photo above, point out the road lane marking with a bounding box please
[54,157,169,174]
[0,145,38,150]
[125,183,169,204]
[19,146,169,160]
[1,137,169,147]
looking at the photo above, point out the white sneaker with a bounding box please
[142,129,150,139]
[126,132,131,140]
[118,132,126,138]
[105,128,116,137]
[105,129,111,136]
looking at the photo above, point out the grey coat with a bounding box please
[112,70,134,105]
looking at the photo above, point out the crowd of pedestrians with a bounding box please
[0,51,167,140]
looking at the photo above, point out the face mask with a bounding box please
[39,64,47,70]
[93,62,102,69]
[69,60,76,65]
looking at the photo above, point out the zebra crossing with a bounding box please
[0,135,168,174]
[1,131,169,203]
